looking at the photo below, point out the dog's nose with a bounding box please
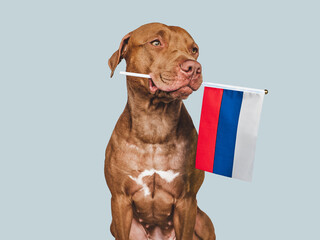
[180,60,202,77]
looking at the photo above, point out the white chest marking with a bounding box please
[129,169,179,196]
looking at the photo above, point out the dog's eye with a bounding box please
[192,47,198,54]
[151,40,161,46]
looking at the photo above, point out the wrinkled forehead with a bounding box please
[130,24,196,46]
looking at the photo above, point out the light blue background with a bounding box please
[1,0,319,239]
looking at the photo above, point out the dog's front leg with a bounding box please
[111,194,133,240]
[173,196,197,240]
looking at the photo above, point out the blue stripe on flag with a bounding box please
[213,89,243,177]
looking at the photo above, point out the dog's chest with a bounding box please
[129,169,181,197]
[128,167,185,222]
[124,141,190,201]
[122,139,190,171]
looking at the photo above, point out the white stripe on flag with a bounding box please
[232,92,264,181]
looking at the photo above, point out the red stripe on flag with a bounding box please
[196,87,223,172]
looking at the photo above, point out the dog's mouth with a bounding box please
[149,77,193,95]
[148,73,201,99]
[148,78,158,94]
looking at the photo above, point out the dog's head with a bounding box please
[109,23,202,101]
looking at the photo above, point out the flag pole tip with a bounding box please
[264,89,268,95]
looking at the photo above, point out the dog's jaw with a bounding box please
[148,72,202,100]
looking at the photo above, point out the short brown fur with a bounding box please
[105,23,215,240]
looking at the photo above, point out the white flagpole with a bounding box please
[119,71,268,95]
[120,71,151,79]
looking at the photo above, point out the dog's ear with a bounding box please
[108,33,131,78]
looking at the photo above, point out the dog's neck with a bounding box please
[126,82,185,144]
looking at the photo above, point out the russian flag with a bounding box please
[195,84,265,182]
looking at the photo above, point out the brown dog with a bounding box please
[105,23,215,240]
